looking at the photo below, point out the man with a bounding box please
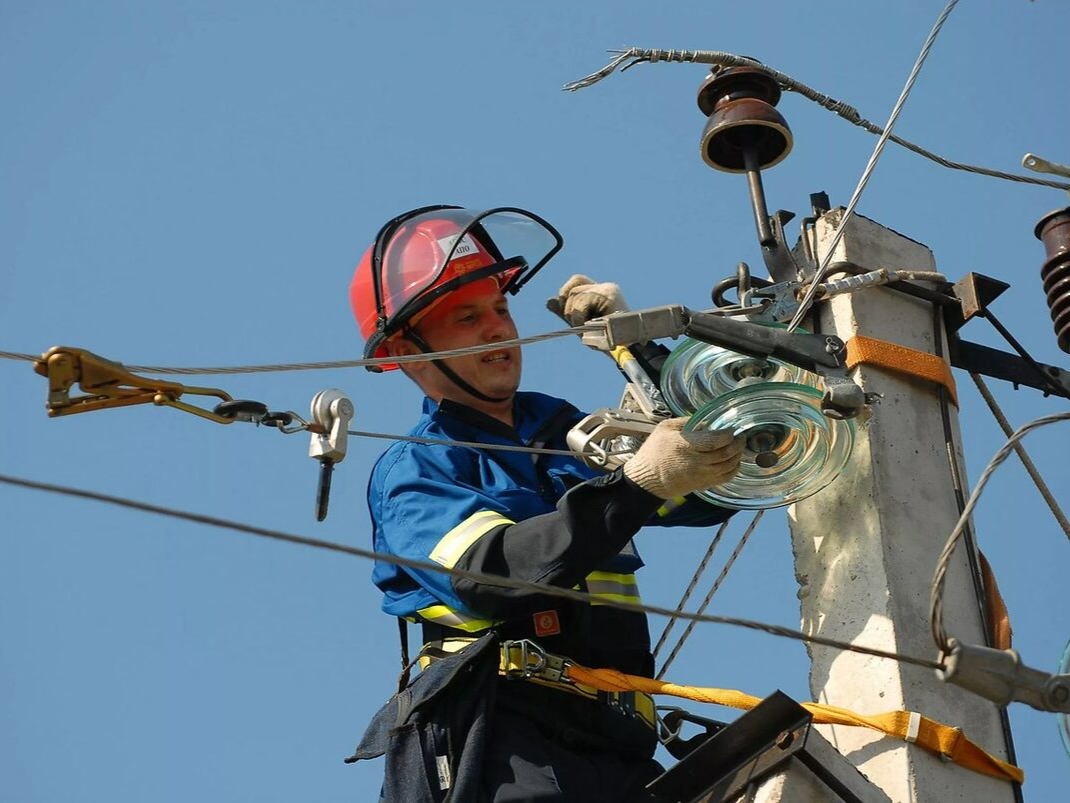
[346,206,743,802]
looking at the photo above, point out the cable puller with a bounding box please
[11,18,1070,799]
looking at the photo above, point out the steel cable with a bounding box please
[657,511,764,678]
[0,328,591,376]
[0,472,943,670]
[651,518,733,659]
[564,42,1070,194]
[788,0,961,331]
[930,411,1070,653]
[970,373,1070,541]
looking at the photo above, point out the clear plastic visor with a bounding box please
[376,207,562,326]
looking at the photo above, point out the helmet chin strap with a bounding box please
[404,329,511,405]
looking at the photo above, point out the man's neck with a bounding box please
[434,393,514,429]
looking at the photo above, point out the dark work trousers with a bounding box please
[349,634,665,802]
[482,702,664,802]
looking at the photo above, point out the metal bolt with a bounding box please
[1050,683,1070,705]
[775,730,795,750]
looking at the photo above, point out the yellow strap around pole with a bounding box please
[845,335,959,406]
[566,664,1023,785]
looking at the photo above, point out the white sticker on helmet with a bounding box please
[438,233,481,262]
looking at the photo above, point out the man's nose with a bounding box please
[482,311,512,340]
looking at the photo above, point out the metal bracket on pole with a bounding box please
[937,639,1070,713]
[308,389,354,521]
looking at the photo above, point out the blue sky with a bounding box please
[1,2,1067,800]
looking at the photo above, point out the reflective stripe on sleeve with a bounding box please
[585,570,641,606]
[656,496,688,517]
[416,604,499,633]
[429,510,515,569]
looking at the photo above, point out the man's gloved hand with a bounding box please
[549,274,629,326]
[623,418,744,500]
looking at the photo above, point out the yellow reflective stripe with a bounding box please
[416,604,498,633]
[656,496,688,517]
[586,571,641,606]
[429,510,514,569]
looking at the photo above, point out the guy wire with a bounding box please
[0,472,943,671]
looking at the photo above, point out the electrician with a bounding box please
[345,206,743,802]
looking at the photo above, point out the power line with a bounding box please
[652,518,733,659]
[788,0,961,331]
[930,410,1070,653]
[564,42,1070,194]
[0,471,943,671]
[657,511,763,678]
[0,327,592,376]
[970,373,1070,541]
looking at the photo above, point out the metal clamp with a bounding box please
[33,346,235,424]
[937,638,1070,713]
[566,407,659,471]
[308,389,354,521]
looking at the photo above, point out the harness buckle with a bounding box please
[500,638,548,680]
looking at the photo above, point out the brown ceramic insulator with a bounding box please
[697,66,793,173]
[1034,207,1070,354]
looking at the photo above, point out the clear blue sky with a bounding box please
[1,2,1067,800]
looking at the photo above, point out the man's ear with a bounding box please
[385,335,424,379]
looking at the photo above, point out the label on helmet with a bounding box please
[437,233,481,264]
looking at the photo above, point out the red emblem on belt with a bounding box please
[533,610,561,637]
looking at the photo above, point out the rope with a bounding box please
[0,328,591,376]
[347,429,581,458]
[563,44,1070,193]
[657,511,763,678]
[788,0,961,332]
[970,374,1070,541]
[930,411,1070,653]
[0,471,943,670]
[651,518,732,659]
[566,664,1024,784]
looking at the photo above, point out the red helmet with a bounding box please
[351,206,562,371]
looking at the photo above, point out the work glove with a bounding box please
[549,274,629,326]
[623,418,744,500]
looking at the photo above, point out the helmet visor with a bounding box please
[373,206,563,336]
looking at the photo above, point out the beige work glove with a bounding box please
[623,418,744,500]
[549,274,629,325]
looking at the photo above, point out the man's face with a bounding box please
[398,278,522,407]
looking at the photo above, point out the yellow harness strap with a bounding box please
[566,664,1023,785]
[845,335,959,406]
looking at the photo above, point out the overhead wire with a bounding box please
[787,0,961,332]
[651,518,733,659]
[930,410,1070,653]
[0,471,944,671]
[563,43,1070,194]
[970,373,1070,541]
[657,511,764,679]
[346,428,582,458]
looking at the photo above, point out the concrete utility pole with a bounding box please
[747,211,1018,802]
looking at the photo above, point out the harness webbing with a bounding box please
[565,664,1024,785]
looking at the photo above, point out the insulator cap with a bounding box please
[1034,207,1070,354]
[697,66,793,173]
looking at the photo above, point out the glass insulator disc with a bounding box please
[684,382,855,510]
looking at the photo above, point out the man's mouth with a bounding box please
[482,351,511,364]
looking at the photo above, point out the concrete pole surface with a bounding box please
[761,210,1015,802]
